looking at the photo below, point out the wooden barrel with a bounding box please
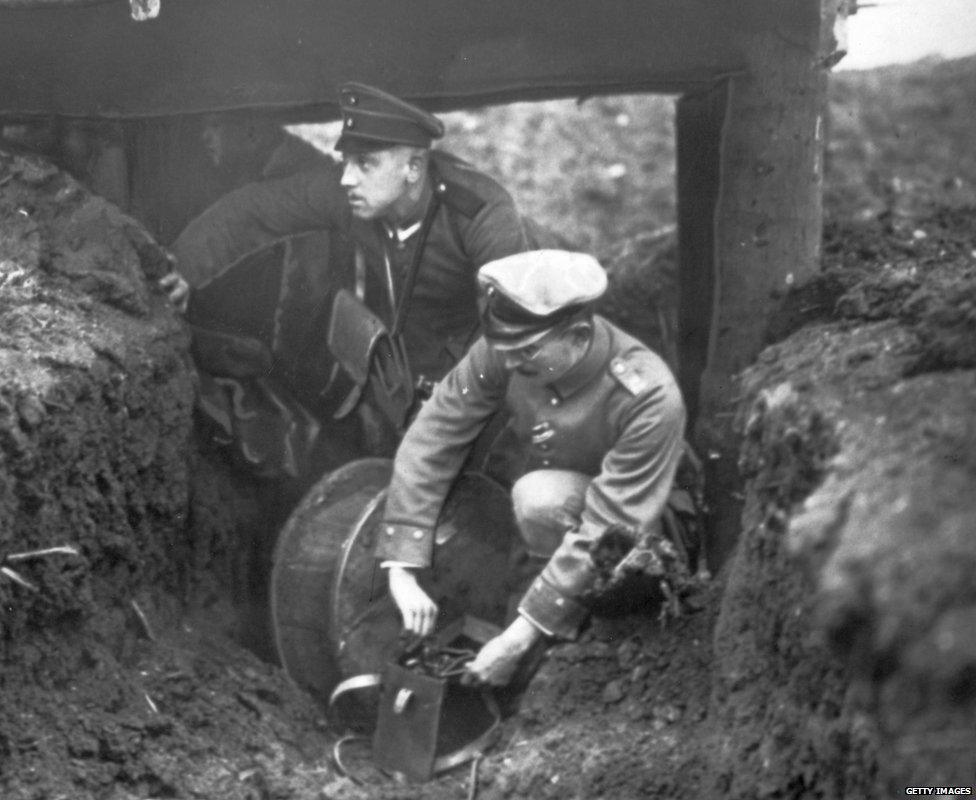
[270,458,393,701]
[271,457,520,702]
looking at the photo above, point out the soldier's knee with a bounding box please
[511,470,590,555]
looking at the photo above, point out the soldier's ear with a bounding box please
[568,319,594,346]
[405,148,428,183]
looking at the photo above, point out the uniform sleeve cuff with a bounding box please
[517,608,555,638]
[518,576,588,641]
[374,522,435,567]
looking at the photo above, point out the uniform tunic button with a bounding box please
[555,598,565,607]
[550,397,559,406]
[538,443,550,452]
[542,459,551,467]
[412,530,424,540]
[385,526,395,536]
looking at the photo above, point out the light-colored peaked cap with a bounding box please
[477,250,608,348]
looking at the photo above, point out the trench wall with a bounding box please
[711,284,976,796]
[0,151,195,654]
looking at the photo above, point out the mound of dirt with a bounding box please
[737,326,975,791]
[0,152,191,643]
[741,209,976,791]
[0,151,332,800]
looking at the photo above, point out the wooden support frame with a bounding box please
[0,0,819,119]
[676,7,833,567]
[676,81,731,426]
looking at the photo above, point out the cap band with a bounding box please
[336,82,444,152]
[336,113,435,151]
[482,289,587,346]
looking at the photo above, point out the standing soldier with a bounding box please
[379,250,698,686]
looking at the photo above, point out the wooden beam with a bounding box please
[0,0,111,6]
[676,81,730,427]
[692,1,834,567]
[0,0,817,118]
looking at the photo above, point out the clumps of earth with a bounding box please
[0,151,332,800]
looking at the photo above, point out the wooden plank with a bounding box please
[693,5,833,567]
[0,0,818,118]
[675,81,731,426]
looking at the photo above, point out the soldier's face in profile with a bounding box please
[340,146,413,220]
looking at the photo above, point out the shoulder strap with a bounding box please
[609,356,651,396]
[429,152,489,220]
[436,178,486,219]
[390,169,442,338]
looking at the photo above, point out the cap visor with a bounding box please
[334,134,398,154]
[484,326,553,351]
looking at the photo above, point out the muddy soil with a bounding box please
[2,55,976,800]
[0,153,333,799]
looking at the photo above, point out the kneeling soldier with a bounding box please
[378,250,690,685]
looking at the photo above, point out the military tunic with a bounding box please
[377,315,687,639]
[172,150,533,382]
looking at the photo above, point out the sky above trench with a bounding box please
[838,0,976,69]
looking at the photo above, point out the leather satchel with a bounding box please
[190,324,320,480]
[328,616,502,783]
[325,288,414,432]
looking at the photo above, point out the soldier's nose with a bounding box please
[340,162,358,187]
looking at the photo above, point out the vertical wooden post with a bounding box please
[676,82,730,426]
[680,1,836,568]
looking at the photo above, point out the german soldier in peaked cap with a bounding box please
[334,82,445,152]
[173,82,559,404]
[378,250,698,686]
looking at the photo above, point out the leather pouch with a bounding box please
[326,288,414,430]
[373,664,447,781]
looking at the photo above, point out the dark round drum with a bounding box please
[270,457,519,702]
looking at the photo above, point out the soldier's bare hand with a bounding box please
[158,271,189,314]
[463,615,542,687]
[387,567,438,637]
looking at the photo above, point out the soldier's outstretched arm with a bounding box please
[377,339,507,567]
[463,615,543,686]
[170,163,348,289]
[520,376,687,640]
